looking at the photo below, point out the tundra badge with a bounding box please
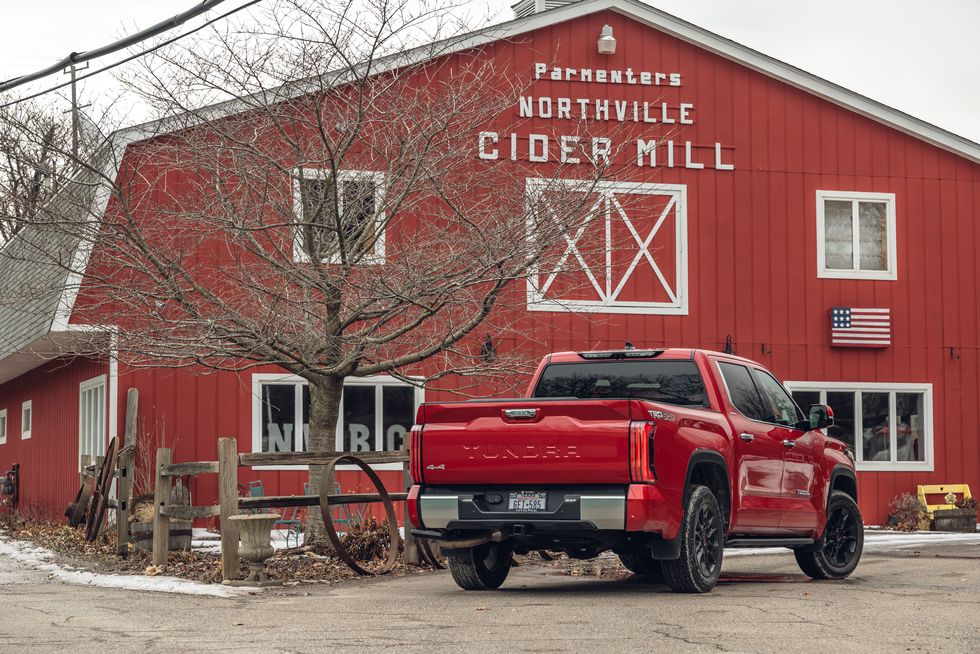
[426,464,446,471]
[504,408,538,419]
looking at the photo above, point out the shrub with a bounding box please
[890,493,927,531]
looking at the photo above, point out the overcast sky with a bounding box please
[1,0,977,142]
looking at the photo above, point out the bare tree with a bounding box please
[0,100,74,242]
[3,0,655,545]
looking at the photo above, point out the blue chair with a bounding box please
[250,480,302,547]
[307,481,365,532]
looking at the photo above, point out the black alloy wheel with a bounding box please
[823,504,859,567]
[661,485,724,593]
[794,490,864,579]
[693,502,722,578]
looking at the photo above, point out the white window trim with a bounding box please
[79,374,108,467]
[816,190,897,281]
[292,168,386,265]
[526,178,689,315]
[0,408,7,445]
[250,373,422,471]
[21,400,32,440]
[785,381,933,472]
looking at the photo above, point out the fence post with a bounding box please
[218,437,240,582]
[402,440,419,565]
[152,447,172,566]
[116,388,138,557]
[116,447,134,557]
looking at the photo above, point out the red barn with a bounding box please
[1,0,978,527]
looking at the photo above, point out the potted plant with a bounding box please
[932,495,978,533]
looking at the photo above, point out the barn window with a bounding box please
[21,400,32,440]
[525,178,688,315]
[816,191,896,280]
[0,409,7,445]
[79,376,107,465]
[294,169,385,264]
[785,381,932,472]
[251,374,420,470]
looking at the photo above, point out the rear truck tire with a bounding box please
[795,491,864,580]
[446,541,513,590]
[661,485,724,593]
[618,551,665,581]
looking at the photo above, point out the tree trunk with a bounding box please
[304,374,345,548]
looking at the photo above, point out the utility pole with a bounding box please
[62,62,91,162]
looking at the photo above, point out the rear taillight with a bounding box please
[629,420,656,483]
[409,425,424,484]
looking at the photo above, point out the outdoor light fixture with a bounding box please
[597,24,616,54]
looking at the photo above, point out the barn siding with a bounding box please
[0,357,108,519]
[7,10,978,527]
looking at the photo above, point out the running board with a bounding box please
[725,537,814,548]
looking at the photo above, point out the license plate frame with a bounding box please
[508,491,547,512]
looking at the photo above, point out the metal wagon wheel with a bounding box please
[84,437,118,541]
[319,455,400,576]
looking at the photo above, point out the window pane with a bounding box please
[533,360,707,406]
[718,362,769,421]
[341,179,377,250]
[261,384,296,453]
[861,392,890,461]
[825,392,856,450]
[791,391,821,414]
[382,386,415,451]
[824,200,854,270]
[300,176,338,259]
[896,393,925,462]
[301,385,310,451]
[752,371,802,426]
[858,202,887,271]
[343,385,376,452]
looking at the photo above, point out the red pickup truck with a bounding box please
[407,348,863,593]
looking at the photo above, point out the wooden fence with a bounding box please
[151,437,416,581]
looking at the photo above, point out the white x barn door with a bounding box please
[526,179,688,315]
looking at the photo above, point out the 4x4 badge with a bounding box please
[426,464,446,470]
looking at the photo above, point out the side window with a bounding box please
[717,362,769,422]
[296,170,384,263]
[752,370,804,427]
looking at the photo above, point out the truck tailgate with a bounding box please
[416,399,634,485]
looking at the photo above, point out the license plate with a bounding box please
[509,491,547,512]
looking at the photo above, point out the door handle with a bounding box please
[782,439,796,448]
[739,432,755,442]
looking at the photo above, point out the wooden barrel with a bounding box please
[931,509,977,533]
[131,520,193,551]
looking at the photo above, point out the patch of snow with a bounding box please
[725,528,980,557]
[0,534,252,598]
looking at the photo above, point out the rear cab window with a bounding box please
[532,360,708,407]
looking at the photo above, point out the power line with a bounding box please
[0,0,262,109]
[0,1,229,93]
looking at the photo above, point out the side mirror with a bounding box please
[809,404,834,430]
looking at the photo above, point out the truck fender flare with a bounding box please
[649,451,731,561]
[683,450,730,496]
[683,449,732,527]
[827,465,858,505]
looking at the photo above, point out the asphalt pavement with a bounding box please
[0,537,977,653]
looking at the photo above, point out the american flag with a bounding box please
[831,307,891,347]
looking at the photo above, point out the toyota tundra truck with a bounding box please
[407,347,863,593]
